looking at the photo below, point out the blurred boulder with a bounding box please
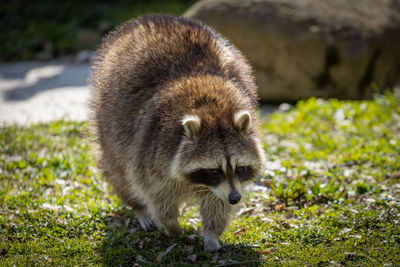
[185,0,400,102]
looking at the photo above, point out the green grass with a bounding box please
[1,92,399,266]
[1,0,196,62]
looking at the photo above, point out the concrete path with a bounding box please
[0,61,90,125]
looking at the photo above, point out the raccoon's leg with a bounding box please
[121,188,158,231]
[103,161,158,231]
[120,192,158,232]
[199,193,232,252]
[147,197,183,238]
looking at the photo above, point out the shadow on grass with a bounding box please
[97,208,261,266]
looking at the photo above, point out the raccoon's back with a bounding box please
[90,14,257,161]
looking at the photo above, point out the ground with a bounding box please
[0,62,90,125]
[1,92,399,266]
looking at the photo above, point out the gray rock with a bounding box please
[185,0,400,102]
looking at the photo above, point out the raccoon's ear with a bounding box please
[234,110,251,132]
[182,115,201,139]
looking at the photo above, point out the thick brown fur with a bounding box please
[90,14,265,252]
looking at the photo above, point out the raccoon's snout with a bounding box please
[228,191,241,204]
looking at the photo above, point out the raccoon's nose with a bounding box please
[229,191,241,204]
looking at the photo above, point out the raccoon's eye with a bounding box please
[206,169,220,176]
[236,166,247,176]
[236,166,251,181]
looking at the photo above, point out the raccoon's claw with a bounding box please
[205,244,230,253]
[204,243,222,253]
[136,210,158,232]
[142,220,158,232]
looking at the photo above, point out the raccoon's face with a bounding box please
[170,110,265,204]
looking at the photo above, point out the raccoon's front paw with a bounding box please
[136,210,158,232]
[141,219,158,232]
[203,231,221,253]
[204,240,221,253]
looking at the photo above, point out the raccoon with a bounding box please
[90,14,265,252]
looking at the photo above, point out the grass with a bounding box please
[1,92,399,266]
[1,0,196,62]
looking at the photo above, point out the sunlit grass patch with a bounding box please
[260,92,400,208]
[1,92,399,265]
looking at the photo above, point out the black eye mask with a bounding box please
[187,168,222,186]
